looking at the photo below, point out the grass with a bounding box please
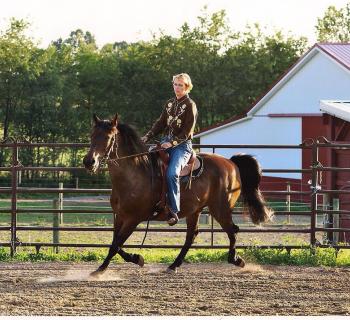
[0,199,313,226]
[244,246,350,267]
[0,246,349,267]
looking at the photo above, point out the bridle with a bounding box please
[100,132,119,166]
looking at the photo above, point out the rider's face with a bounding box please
[173,78,187,97]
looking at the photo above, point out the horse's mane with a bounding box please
[116,122,158,170]
[117,123,147,154]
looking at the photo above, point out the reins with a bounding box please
[100,133,186,165]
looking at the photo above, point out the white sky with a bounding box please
[1,0,349,48]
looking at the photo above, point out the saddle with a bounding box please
[151,143,203,216]
[157,144,201,176]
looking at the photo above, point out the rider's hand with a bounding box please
[161,142,172,149]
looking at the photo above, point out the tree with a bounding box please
[316,3,350,42]
[0,19,47,141]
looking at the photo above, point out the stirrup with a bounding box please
[167,211,179,226]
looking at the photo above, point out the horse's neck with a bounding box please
[107,144,153,188]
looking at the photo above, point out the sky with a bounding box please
[1,0,349,48]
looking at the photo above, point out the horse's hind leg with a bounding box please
[168,210,201,272]
[208,204,245,268]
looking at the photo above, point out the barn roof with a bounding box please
[317,43,350,70]
[195,43,350,138]
[320,100,350,122]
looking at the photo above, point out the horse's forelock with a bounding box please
[95,120,114,130]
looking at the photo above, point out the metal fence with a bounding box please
[0,140,349,256]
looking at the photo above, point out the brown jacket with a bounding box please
[145,94,198,146]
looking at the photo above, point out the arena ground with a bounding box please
[0,262,349,316]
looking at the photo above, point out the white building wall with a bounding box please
[200,117,302,178]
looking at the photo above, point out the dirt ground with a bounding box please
[0,262,349,316]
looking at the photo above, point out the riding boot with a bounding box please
[167,208,179,226]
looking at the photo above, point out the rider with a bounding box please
[141,73,198,226]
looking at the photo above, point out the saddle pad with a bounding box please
[180,155,204,181]
[180,156,201,176]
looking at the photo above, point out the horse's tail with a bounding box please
[230,154,273,225]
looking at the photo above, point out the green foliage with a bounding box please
[0,247,349,267]
[244,247,350,267]
[316,2,350,42]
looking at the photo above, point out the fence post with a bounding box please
[18,170,22,185]
[205,212,209,224]
[310,142,319,249]
[333,198,340,245]
[322,194,331,243]
[286,181,291,223]
[211,147,215,247]
[53,199,60,253]
[10,141,19,257]
[59,182,63,224]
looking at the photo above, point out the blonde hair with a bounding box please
[172,73,193,93]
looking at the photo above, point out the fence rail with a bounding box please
[0,139,349,255]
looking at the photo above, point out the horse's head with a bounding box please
[83,113,119,172]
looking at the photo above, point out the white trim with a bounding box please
[247,47,319,116]
[194,116,252,138]
[320,100,350,122]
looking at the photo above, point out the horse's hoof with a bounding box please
[90,268,106,279]
[165,267,177,274]
[138,255,145,267]
[234,257,246,268]
[89,269,104,279]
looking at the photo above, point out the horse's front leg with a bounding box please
[109,194,144,267]
[113,215,144,267]
[167,211,201,272]
[118,248,144,267]
[90,219,138,277]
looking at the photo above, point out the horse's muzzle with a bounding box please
[83,155,99,172]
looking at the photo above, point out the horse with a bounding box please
[83,113,273,276]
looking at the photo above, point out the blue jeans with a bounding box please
[160,136,193,214]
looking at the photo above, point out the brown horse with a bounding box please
[83,114,272,276]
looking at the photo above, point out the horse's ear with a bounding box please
[93,114,101,125]
[111,113,119,127]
